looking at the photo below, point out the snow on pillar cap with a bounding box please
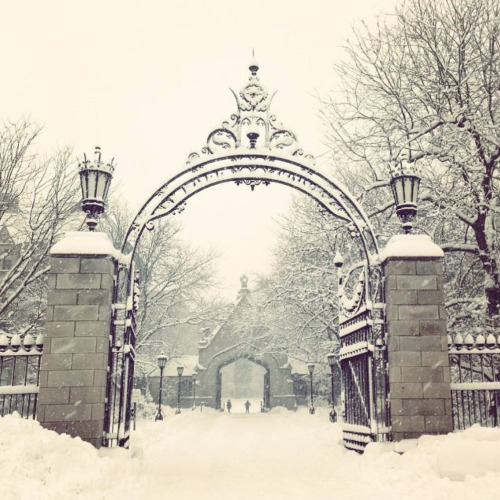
[50,231,121,259]
[379,234,444,263]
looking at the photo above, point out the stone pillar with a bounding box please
[37,232,118,448]
[381,234,452,441]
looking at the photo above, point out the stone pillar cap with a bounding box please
[50,231,121,259]
[379,234,444,263]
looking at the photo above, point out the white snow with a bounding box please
[50,231,123,260]
[379,234,444,262]
[1,408,500,499]
[0,384,39,395]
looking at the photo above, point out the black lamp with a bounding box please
[390,159,421,234]
[79,146,115,231]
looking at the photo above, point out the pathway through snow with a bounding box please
[1,408,500,499]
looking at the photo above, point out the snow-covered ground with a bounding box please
[1,408,500,500]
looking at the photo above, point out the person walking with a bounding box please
[226,399,232,413]
[245,400,251,413]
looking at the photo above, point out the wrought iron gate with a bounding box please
[338,262,390,451]
[104,263,138,448]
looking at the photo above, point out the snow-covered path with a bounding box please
[2,408,500,500]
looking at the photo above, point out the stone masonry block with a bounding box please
[47,370,95,388]
[46,306,54,322]
[419,321,446,336]
[385,304,399,321]
[397,275,437,290]
[423,383,452,399]
[388,336,400,352]
[67,420,104,440]
[421,351,449,368]
[390,351,421,367]
[72,353,107,370]
[418,290,444,305]
[50,258,81,274]
[96,337,110,354]
[48,274,57,290]
[402,399,445,416]
[44,322,76,338]
[390,383,423,399]
[41,353,73,371]
[390,398,403,415]
[47,289,78,306]
[385,275,398,290]
[384,260,416,275]
[77,289,112,306]
[391,415,426,433]
[36,404,46,422]
[100,274,114,290]
[93,370,108,387]
[56,274,101,290]
[425,415,452,433]
[439,306,447,320]
[389,367,401,383]
[401,366,444,383]
[91,403,105,421]
[38,387,70,406]
[416,260,443,276]
[75,321,110,337]
[80,257,115,275]
[387,290,418,306]
[70,386,106,405]
[399,336,444,352]
[41,421,68,434]
[388,321,419,336]
[53,305,99,322]
[51,337,96,354]
[398,305,439,320]
[44,403,92,422]
[98,305,112,321]
[39,370,48,388]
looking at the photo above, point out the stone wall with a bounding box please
[384,256,452,441]
[37,254,115,448]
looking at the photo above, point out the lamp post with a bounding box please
[192,370,198,410]
[176,365,184,414]
[389,158,421,234]
[78,146,115,231]
[327,353,337,423]
[308,362,315,415]
[155,352,168,421]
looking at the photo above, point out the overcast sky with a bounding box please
[0,0,398,299]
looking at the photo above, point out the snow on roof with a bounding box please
[379,234,444,263]
[288,358,309,376]
[50,231,123,260]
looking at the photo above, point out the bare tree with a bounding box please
[0,120,79,335]
[103,201,228,375]
[321,0,500,329]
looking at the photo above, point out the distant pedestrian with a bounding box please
[245,400,251,413]
[226,399,232,413]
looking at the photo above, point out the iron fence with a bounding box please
[448,333,500,430]
[0,332,44,419]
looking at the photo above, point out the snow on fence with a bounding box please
[0,332,44,419]
[448,333,500,430]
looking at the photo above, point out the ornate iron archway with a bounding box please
[108,61,389,450]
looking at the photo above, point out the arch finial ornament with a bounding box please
[186,60,314,165]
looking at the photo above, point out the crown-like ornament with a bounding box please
[187,59,314,165]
